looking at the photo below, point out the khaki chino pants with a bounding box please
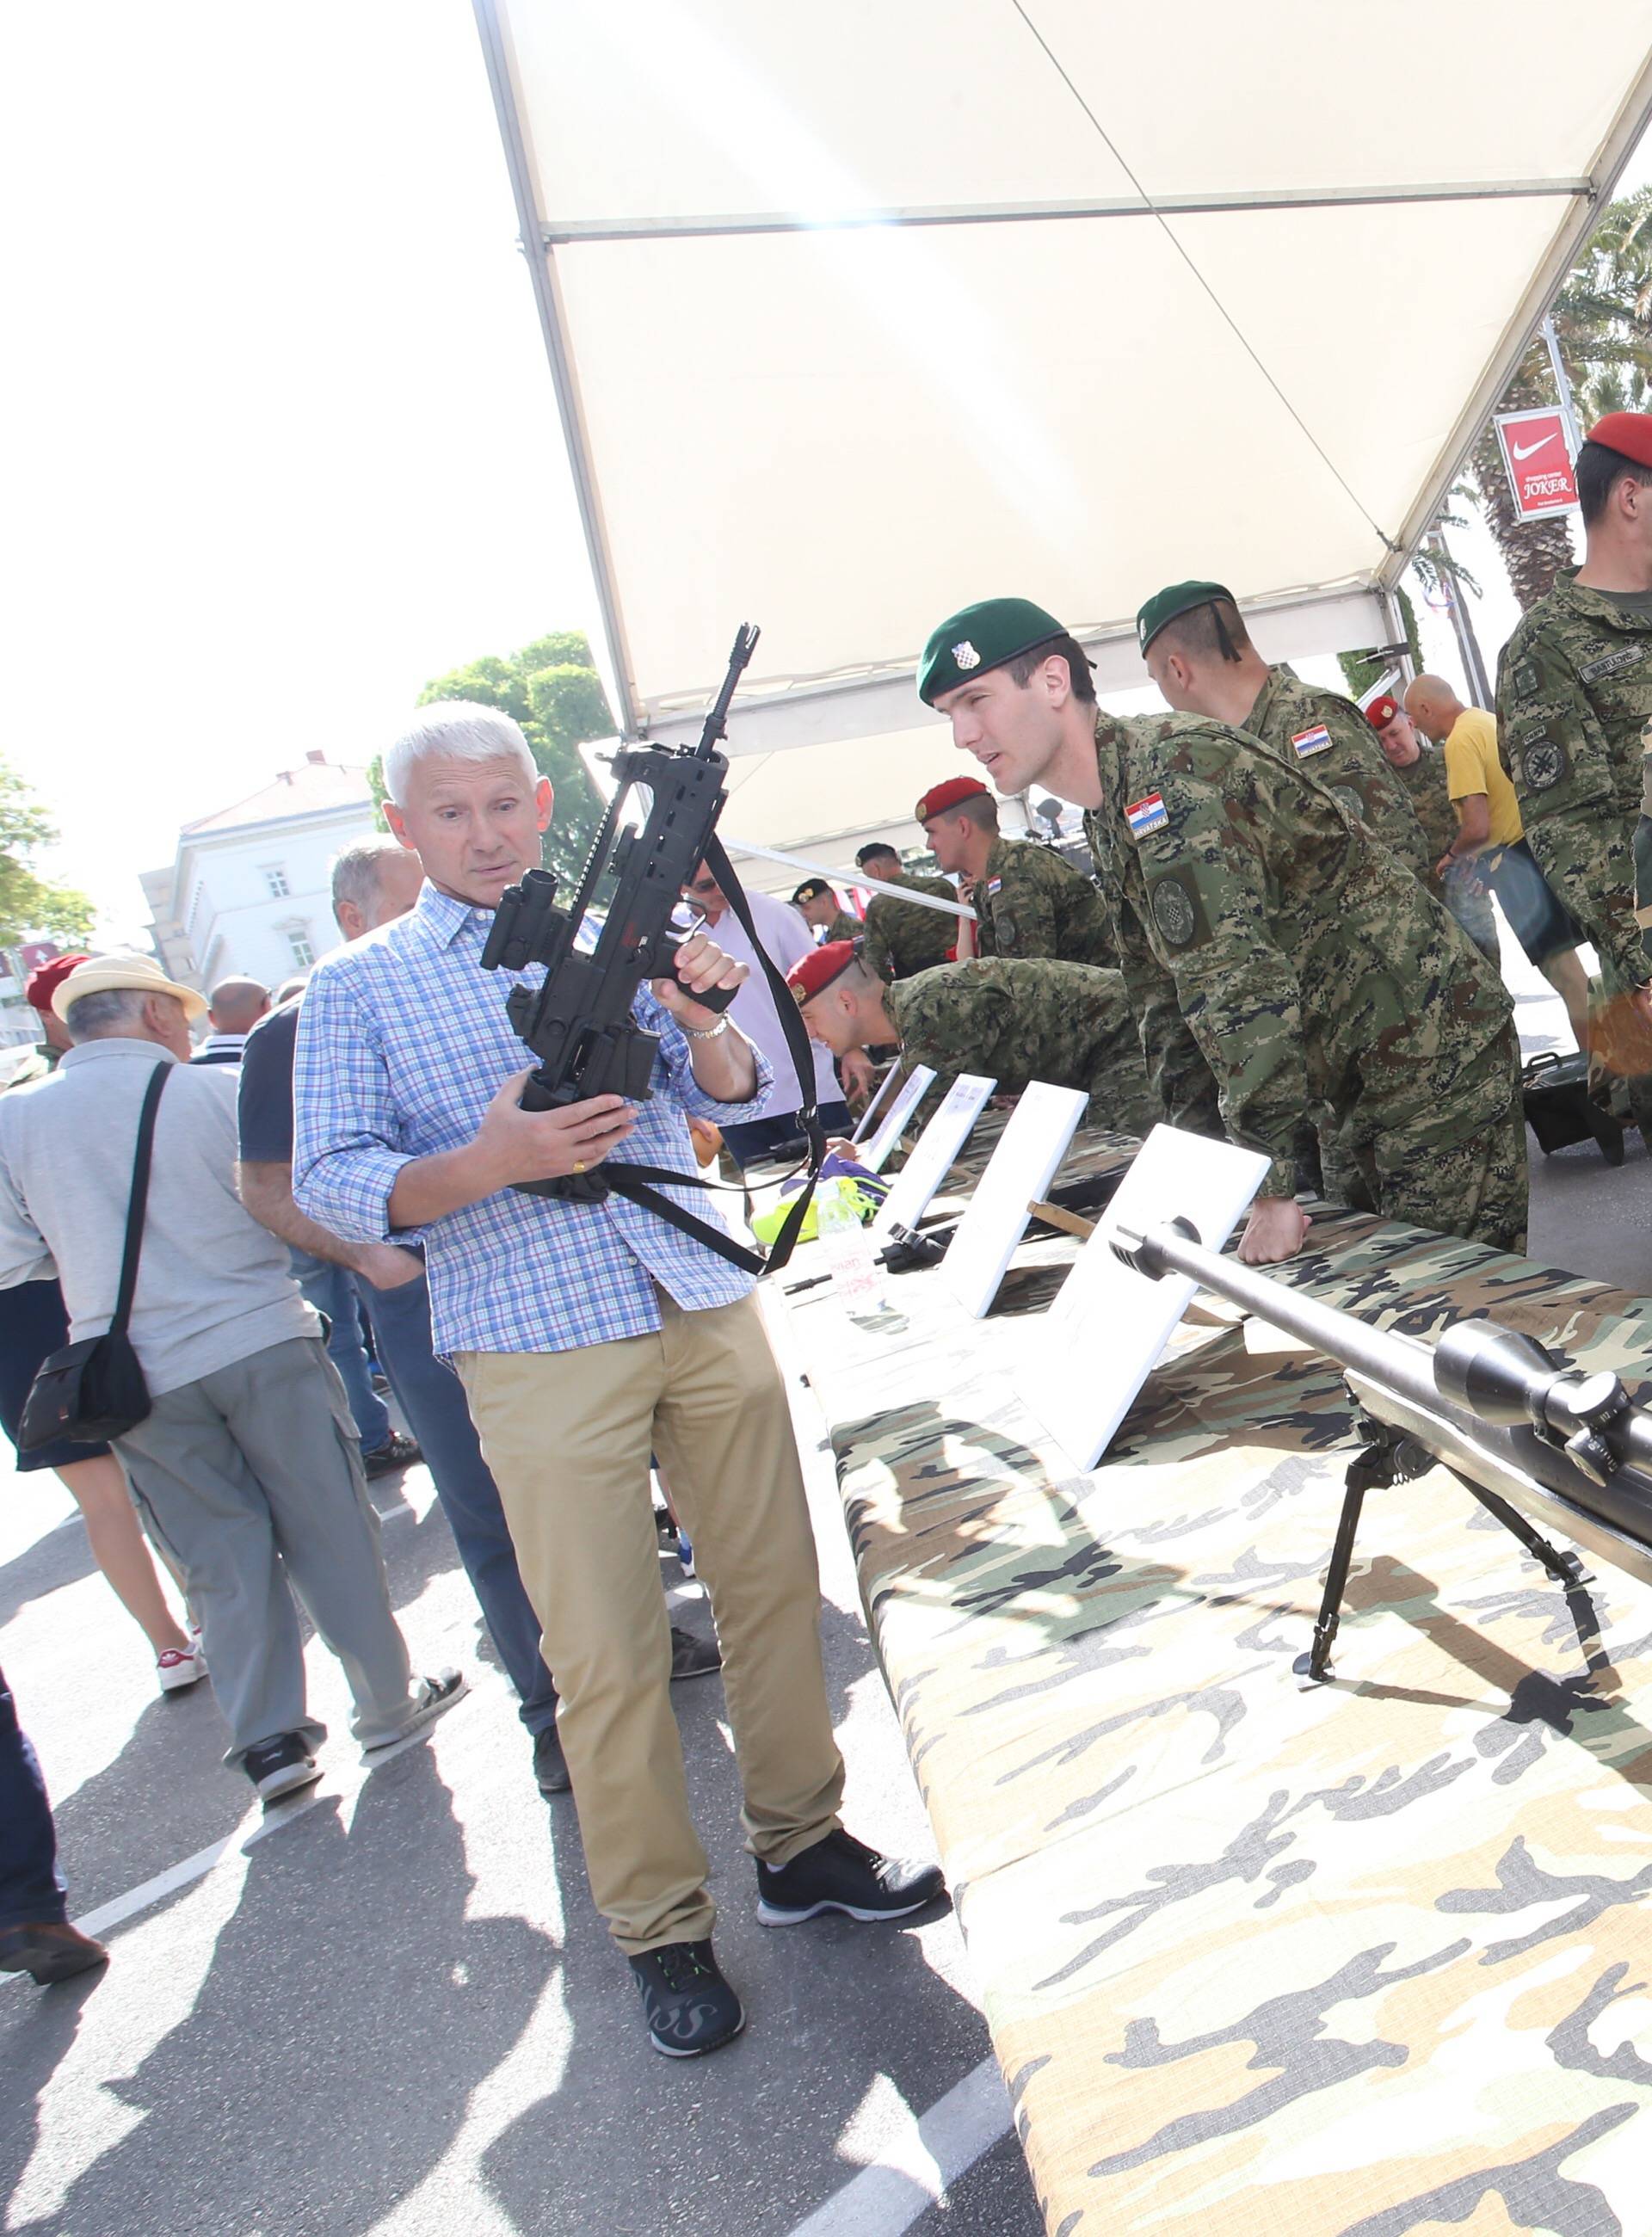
[456,1291,844,1954]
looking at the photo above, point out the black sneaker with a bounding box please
[628,1938,745,2058]
[755,1828,945,1927]
[364,1428,422,1480]
[669,1624,721,1682]
[243,1733,322,1804]
[533,1724,571,1796]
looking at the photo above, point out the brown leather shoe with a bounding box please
[0,1920,109,1984]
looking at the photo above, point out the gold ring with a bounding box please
[573,1160,587,1174]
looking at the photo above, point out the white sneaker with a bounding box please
[362,1668,468,1753]
[157,1642,208,1692]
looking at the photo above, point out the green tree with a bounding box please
[0,757,94,946]
[1337,583,1421,703]
[368,630,613,889]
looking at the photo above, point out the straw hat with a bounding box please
[51,952,208,1025]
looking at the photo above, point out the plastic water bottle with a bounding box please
[816,1177,886,1319]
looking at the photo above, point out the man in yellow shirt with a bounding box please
[1405,675,1590,1050]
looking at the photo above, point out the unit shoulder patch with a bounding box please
[1125,792,1168,839]
[1291,724,1333,759]
[1148,871,1209,951]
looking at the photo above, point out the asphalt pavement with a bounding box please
[3,933,1649,2237]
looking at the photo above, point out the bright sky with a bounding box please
[3,8,1649,946]
[2,1,594,944]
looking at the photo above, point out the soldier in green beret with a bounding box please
[787,942,1162,1137]
[917,597,1526,1266]
[853,842,959,982]
[915,777,1115,968]
[1497,414,1652,1115]
[1137,582,1431,879]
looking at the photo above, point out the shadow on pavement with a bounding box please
[480,1589,986,2237]
[7,1744,557,2237]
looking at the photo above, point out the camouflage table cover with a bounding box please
[782,1148,1652,2236]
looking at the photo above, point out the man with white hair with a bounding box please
[0,952,464,1803]
[293,701,943,2059]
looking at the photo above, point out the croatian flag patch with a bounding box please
[1292,724,1332,758]
[1125,792,1168,837]
[986,877,1002,896]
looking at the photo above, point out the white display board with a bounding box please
[850,1062,902,1143]
[854,1064,937,1176]
[940,1082,1089,1321]
[1023,1127,1271,1470]
[872,1074,996,1239]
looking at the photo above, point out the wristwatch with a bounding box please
[681,1014,734,1042]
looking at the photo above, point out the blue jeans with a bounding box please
[291,1251,391,1453]
[0,1665,65,1932]
[351,1263,558,1735]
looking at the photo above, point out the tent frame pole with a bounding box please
[471,0,643,736]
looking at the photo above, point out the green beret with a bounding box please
[918,597,1069,706]
[1136,580,1236,656]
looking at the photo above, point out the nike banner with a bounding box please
[1494,405,1578,522]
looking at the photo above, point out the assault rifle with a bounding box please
[480,623,824,1272]
[1111,1216,1652,1681]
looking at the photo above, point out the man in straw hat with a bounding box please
[0,953,464,1804]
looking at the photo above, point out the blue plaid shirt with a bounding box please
[292,881,772,1356]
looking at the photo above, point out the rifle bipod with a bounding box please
[1300,1408,1584,1685]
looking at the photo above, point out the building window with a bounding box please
[287,933,315,968]
[264,865,291,898]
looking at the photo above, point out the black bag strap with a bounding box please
[109,1063,170,1335]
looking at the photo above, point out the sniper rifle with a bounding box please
[1113,1215,1652,1680]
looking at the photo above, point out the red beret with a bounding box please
[23,952,89,1014]
[786,940,862,1006]
[1365,693,1399,732]
[915,775,989,823]
[1587,412,1652,470]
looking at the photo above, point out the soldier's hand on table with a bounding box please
[476,1069,637,1186]
[1236,1195,1313,1265]
[654,934,747,1031]
[354,1243,424,1291]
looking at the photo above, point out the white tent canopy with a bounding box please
[475,0,1652,760]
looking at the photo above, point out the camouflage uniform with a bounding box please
[887,958,1159,1135]
[860,871,959,982]
[1083,711,1527,1249]
[1498,570,1652,1092]
[1243,664,1431,878]
[968,836,1115,967]
[1390,745,1500,960]
[822,909,863,945]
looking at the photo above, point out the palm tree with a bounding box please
[1466,186,1652,609]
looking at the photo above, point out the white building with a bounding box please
[141,752,379,995]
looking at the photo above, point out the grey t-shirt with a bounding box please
[0,1038,317,1395]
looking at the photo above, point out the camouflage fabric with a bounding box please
[886,958,1159,1134]
[860,870,959,981]
[969,836,1115,968]
[1390,746,1500,958]
[1244,663,1431,878]
[1497,570,1652,995]
[823,909,864,945]
[1082,710,1526,1248]
[787,1166,1652,2236]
